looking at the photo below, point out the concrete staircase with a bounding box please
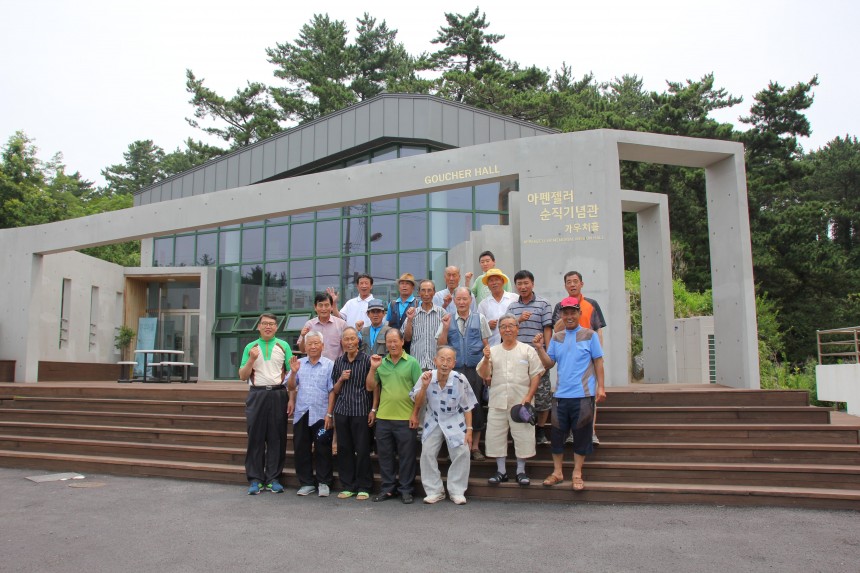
[1,382,858,509]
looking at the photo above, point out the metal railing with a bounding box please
[817,326,860,364]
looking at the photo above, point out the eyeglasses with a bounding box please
[259,322,277,327]
[499,324,517,330]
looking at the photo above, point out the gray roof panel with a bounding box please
[135,94,556,203]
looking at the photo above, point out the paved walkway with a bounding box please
[2,467,858,572]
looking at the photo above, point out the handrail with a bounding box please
[817,326,860,365]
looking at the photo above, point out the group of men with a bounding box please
[238,250,606,504]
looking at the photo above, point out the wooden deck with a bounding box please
[1,382,858,509]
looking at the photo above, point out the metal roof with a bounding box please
[133,93,557,206]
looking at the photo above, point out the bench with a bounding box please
[160,361,196,383]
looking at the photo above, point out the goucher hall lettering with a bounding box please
[424,164,500,185]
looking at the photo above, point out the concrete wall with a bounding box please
[674,316,715,384]
[36,251,126,365]
[817,364,860,416]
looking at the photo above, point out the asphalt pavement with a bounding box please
[1,467,858,573]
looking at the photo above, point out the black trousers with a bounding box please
[244,386,287,484]
[461,366,486,432]
[293,411,334,487]
[335,413,374,492]
[375,419,417,495]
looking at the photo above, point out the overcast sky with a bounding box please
[1,0,856,187]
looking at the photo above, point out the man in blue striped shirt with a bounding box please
[288,330,335,497]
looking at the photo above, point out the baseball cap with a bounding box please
[559,296,581,310]
[366,299,386,311]
[510,403,537,425]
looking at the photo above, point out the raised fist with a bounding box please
[482,345,491,359]
[301,324,311,336]
[533,333,543,346]
[465,271,474,282]
[370,354,383,368]
[355,320,364,331]
[248,344,261,361]
[406,306,416,319]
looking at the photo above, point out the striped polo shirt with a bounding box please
[331,351,373,417]
[508,293,553,344]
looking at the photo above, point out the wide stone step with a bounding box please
[597,424,859,444]
[0,421,247,447]
[584,442,860,464]
[0,408,246,431]
[597,406,831,424]
[0,435,246,465]
[5,396,245,416]
[0,383,244,402]
[606,388,809,407]
[4,451,857,510]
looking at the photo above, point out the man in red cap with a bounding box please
[534,297,605,491]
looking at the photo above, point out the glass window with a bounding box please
[399,145,427,158]
[291,222,314,258]
[218,266,240,313]
[371,198,397,213]
[289,260,314,310]
[196,233,217,266]
[266,225,289,260]
[400,193,426,211]
[174,235,195,267]
[162,281,199,310]
[240,264,264,312]
[153,237,173,267]
[399,211,427,250]
[234,316,260,331]
[370,215,396,252]
[371,146,397,163]
[221,224,240,230]
[316,258,340,292]
[345,157,369,168]
[285,314,311,331]
[430,186,472,210]
[475,182,507,212]
[344,203,369,217]
[370,253,397,298]
[429,251,447,284]
[476,212,506,229]
[317,208,340,219]
[343,217,368,253]
[399,252,427,282]
[291,211,314,221]
[316,219,341,257]
[341,256,367,299]
[242,227,264,262]
[264,261,288,311]
[216,337,239,378]
[212,317,235,333]
[265,215,290,225]
[430,211,473,249]
[219,231,240,264]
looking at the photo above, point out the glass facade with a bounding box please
[151,143,517,378]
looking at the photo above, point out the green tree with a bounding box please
[185,70,281,149]
[101,140,166,196]
[267,14,356,122]
[430,7,505,103]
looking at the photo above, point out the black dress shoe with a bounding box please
[372,492,398,502]
[401,494,414,504]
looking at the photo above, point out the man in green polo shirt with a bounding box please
[365,328,422,504]
[238,312,293,496]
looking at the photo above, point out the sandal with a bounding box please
[487,472,509,485]
[337,491,355,499]
[542,474,563,487]
[572,476,585,491]
[516,473,530,486]
[356,492,370,500]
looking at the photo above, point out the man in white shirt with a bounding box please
[330,273,375,328]
[477,268,519,347]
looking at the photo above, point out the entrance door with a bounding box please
[160,310,199,379]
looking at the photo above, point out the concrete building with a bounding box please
[0,94,759,388]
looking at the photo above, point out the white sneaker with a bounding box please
[318,484,330,497]
[296,485,316,496]
[423,493,446,504]
[592,433,600,446]
[450,494,467,505]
